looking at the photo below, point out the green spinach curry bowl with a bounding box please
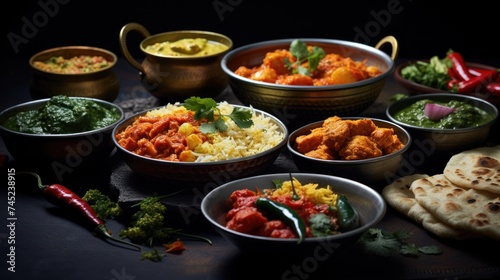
[201,173,386,254]
[0,97,124,174]
[221,35,398,130]
[386,93,498,154]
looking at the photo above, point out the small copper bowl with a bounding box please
[29,46,119,102]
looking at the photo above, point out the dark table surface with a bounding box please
[1,57,500,280]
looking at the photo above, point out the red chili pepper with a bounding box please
[19,172,141,251]
[456,69,498,93]
[447,68,460,80]
[163,239,186,253]
[447,51,474,81]
[468,67,495,77]
[486,82,500,96]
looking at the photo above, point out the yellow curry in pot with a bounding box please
[144,38,228,57]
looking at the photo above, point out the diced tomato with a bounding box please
[226,207,268,234]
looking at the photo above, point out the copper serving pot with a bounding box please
[119,23,233,102]
[29,46,119,102]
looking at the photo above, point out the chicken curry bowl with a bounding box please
[234,39,382,86]
[114,97,286,163]
[287,117,411,186]
[295,116,405,160]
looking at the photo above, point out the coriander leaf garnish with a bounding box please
[184,96,253,134]
[284,39,326,76]
[358,228,442,257]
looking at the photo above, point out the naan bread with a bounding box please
[382,174,477,240]
[443,145,500,194]
[410,174,500,241]
[382,174,429,214]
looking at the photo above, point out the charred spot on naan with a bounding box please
[487,202,500,213]
[475,156,500,168]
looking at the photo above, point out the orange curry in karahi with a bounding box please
[234,40,382,86]
[295,116,404,160]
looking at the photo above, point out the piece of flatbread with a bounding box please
[410,174,500,241]
[443,145,500,194]
[382,174,478,240]
[382,174,430,214]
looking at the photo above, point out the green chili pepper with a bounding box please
[289,173,300,201]
[255,197,306,244]
[337,194,359,231]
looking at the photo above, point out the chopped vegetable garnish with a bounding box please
[401,56,451,90]
[424,103,456,121]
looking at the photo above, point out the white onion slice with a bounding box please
[424,103,455,121]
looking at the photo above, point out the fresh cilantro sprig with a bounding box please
[284,39,326,76]
[358,228,442,257]
[400,55,452,90]
[183,97,253,134]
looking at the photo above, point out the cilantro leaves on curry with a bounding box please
[3,95,121,134]
[184,96,253,134]
[284,39,326,76]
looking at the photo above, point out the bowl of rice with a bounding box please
[112,99,288,183]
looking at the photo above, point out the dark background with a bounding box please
[2,0,498,63]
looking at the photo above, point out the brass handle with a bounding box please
[374,35,398,61]
[119,23,151,72]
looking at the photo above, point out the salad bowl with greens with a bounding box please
[394,54,500,106]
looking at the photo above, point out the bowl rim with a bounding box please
[386,93,499,132]
[221,37,395,90]
[287,117,412,165]
[394,60,497,94]
[29,45,118,75]
[0,97,124,138]
[112,103,289,166]
[140,30,234,59]
[201,172,386,244]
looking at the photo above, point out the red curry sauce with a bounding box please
[226,189,336,239]
[115,111,208,161]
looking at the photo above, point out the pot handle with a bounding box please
[119,23,151,72]
[374,35,398,61]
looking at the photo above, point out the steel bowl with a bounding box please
[386,93,498,154]
[119,23,233,102]
[221,36,398,130]
[287,117,411,188]
[0,98,124,179]
[29,46,119,102]
[112,104,288,184]
[201,173,386,254]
